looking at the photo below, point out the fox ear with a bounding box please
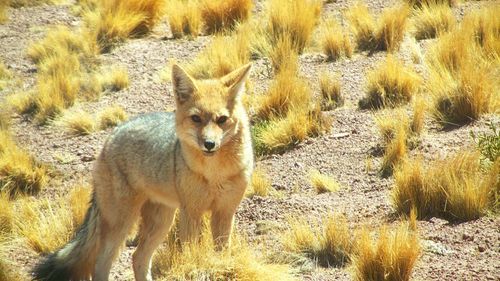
[172,64,196,104]
[221,63,252,101]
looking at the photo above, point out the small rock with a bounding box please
[422,240,454,256]
[462,233,474,241]
[333,132,350,139]
[81,155,95,162]
[478,245,486,252]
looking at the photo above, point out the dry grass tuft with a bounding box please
[167,0,201,39]
[0,1,8,23]
[85,0,165,52]
[425,6,500,126]
[283,214,354,267]
[318,19,352,61]
[14,186,91,253]
[351,223,420,281]
[268,36,299,74]
[392,151,498,221]
[266,0,321,53]
[186,31,250,79]
[0,129,47,196]
[380,125,407,177]
[56,109,95,136]
[98,105,128,130]
[404,0,456,8]
[410,97,426,135]
[309,169,341,194]
[319,71,343,110]
[98,66,130,92]
[360,56,420,109]
[347,4,410,52]
[200,0,253,34]
[153,220,294,281]
[0,192,13,235]
[247,167,273,197]
[255,106,331,155]
[412,2,455,40]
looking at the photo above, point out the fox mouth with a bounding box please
[202,150,216,156]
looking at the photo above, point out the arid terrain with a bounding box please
[0,0,499,280]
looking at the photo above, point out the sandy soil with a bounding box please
[0,1,499,280]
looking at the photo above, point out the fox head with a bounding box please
[171,63,252,156]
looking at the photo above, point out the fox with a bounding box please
[32,63,254,281]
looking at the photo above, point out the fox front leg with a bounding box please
[210,210,235,250]
[178,208,203,245]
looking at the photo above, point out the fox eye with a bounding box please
[216,116,228,125]
[191,115,202,123]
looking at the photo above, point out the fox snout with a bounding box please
[200,124,222,154]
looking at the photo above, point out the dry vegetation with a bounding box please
[359,56,420,109]
[412,2,455,40]
[426,6,499,126]
[347,3,410,52]
[351,223,420,281]
[392,151,499,222]
[1,0,499,279]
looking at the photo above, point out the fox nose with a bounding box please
[204,140,216,151]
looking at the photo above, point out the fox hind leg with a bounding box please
[133,201,175,281]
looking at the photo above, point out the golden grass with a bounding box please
[167,0,201,39]
[0,193,13,236]
[347,4,410,52]
[153,220,294,281]
[98,105,128,130]
[186,31,250,79]
[318,18,353,61]
[319,71,343,110]
[404,0,456,7]
[392,151,498,221]
[0,129,47,196]
[247,167,273,197]
[266,0,321,53]
[256,106,331,154]
[0,0,8,23]
[268,36,299,74]
[85,0,165,52]
[360,56,420,109]
[425,6,500,126]
[283,214,354,267]
[14,186,90,254]
[412,2,455,40]
[375,109,414,175]
[410,97,426,135]
[351,223,420,281]
[7,91,38,115]
[256,67,310,120]
[200,0,253,34]
[309,169,341,194]
[56,109,95,136]
[99,66,129,92]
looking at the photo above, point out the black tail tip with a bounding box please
[32,253,72,281]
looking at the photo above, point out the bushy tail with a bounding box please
[32,193,101,281]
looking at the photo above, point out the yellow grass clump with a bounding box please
[153,220,294,281]
[268,35,299,74]
[0,1,8,23]
[56,109,95,136]
[14,186,91,254]
[309,169,341,194]
[98,66,130,92]
[98,105,128,130]
[392,151,498,221]
[186,31,250,79]
[167,0,201,39]
[412,2,455,40]
[85,0,165,52]
[0,128,47,196]
[200,0,253,34]
[347,4,410,52]
[380,125,407,177]
[319,71,343,110]
[404,0,456,8]
[318,19,352,61]
[0,192,13,235]
[351,223,420,281]
[360,56,420,109]
[247,167,273,197]
[266,0,321,53]
[410,97,426,135]
[283,214,354,267]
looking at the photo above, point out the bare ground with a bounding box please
[0,1,499,280]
